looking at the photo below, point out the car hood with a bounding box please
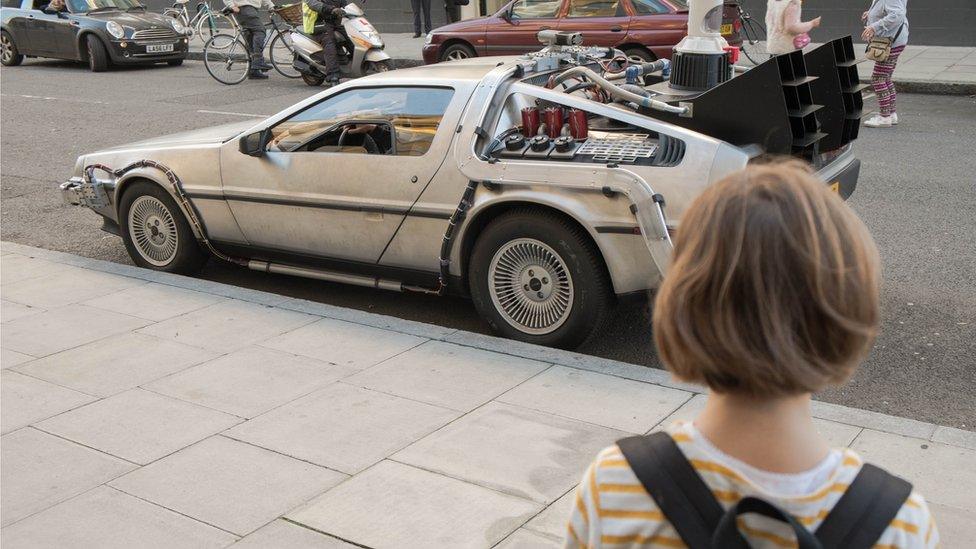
[77,10,179,29]
[431,16,489,34]
[101,120,259,152]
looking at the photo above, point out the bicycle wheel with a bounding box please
[197,10,236,42]
[739,17,771,65]
[204,34,250,85]
[269,31,300,78]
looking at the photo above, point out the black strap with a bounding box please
[713,497,823,549]
[617,432,724,549]
[815,463,913,549]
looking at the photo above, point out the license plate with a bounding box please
[829,181,840,194]
[146,44,174,53]
[720,23,733,35]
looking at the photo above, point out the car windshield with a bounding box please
[666,0,688,9]
[67,0,144,12]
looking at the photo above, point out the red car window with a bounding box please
[566,0,619,17]
[510,0,561,19]
[629,0,670,15]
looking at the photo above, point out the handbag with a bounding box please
[865,15,905,62]
[793,32,811,49]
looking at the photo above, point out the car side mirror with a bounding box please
[239,129,268,157]
[500,4,515,22]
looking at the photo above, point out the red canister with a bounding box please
[521,107,540,138]
[568,109,588,140]
[543,106,564,138]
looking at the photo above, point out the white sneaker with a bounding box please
[891,112,899,125]
[864,114,893,128]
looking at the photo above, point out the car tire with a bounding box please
[1,30,24,66]
[468,209,612,349]
[439,42,475,63]
[301,72,325,86]
[622,46,655,64]
[86,34,109,72]
[119,181,208,274]
[167,58,184,66]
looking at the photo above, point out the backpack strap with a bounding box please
[814,463,913,549]
[617,432,724,549]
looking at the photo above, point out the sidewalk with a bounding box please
[186,33,976,94]
[1,241,974,548]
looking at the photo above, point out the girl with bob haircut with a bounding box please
[566,161,938,548]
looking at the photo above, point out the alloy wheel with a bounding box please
[488,238,574,335]
[128,195,179,266]
[446,50,468,61]
[1,35,12,64]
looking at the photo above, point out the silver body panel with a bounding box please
[62,57,859,296]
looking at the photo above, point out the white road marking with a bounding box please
[1,93,109,105]
[196,109,267,118]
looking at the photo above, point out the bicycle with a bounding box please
[727,1,770,65]
[163,0,237,43]
[203,7,301,85]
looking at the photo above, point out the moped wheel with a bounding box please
[204,34,249,85]
[301,72,325,86]
[269,32,300,78]
[364,59,390,74]
[197,11,235,41]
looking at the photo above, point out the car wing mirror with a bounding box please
[239,129,269,157]
[500,3,515,22]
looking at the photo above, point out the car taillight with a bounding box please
[734,19,742,31]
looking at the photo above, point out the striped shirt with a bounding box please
[565,422,939,549]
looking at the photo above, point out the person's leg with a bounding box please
[319,24,339,82]
[887,45,905,118]
[422,0,432,33]
[410,0,422,36]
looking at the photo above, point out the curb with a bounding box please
[4,240,975,450]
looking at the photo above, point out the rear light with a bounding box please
[734,19,742,31]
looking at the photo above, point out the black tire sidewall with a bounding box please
[167,58,184,66]
[302,72,325,86]
[86,34,108,72]
[468,211,611,349]
[119,181,207,274]
[440,43,474,62]
[623,46,654,63]
[1,30,23,66]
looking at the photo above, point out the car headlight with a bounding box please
[170,19,185,34]
[425,33,434,45]
[106,21,125,39]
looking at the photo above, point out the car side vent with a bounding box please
[653,134,685,167]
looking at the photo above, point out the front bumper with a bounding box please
[107,38,189,64]
[816,153,860,201]
[422,43,439,65]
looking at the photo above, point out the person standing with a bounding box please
[444,0,461,24]
[225,0,275,80]
[766,0,821,55]
[863,0,909,128]
[411,0,432,38]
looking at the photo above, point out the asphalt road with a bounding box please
[2,58,974,429]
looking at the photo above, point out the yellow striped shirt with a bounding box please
[565,422,939,549]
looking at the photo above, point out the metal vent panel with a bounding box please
[577,134,657,163]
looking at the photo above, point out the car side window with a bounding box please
[566,0,619,17]
[510,0,561,19]
[629,0,669,15]
[3,0,23,7]
[266,87,455,157]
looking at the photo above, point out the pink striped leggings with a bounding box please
[871,45,905,117]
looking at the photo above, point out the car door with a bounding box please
[487,0,563,56]
[22,1,65,56]
[557,0,631,48]
[219,85,459,265]
[4,0,33,53]
[626,0,687,59]
[46,10,77,58]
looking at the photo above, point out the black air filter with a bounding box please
[669,51,731,91]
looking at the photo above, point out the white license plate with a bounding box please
[146,44,174,53]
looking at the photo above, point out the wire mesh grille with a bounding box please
[577,134,657,163]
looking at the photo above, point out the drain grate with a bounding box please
[577,134,657,163]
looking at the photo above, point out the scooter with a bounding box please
[284,3,391,86]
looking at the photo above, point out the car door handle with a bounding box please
[610,25,622,32]
[540,25,551,30]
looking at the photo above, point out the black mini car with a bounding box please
[1,0,188,71]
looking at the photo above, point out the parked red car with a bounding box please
[423,0,745,65]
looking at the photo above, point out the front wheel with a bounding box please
[1,30,24,66]
[86,34,109,72]
[119,181,208,274]
[439,42,474,62]
[468,209,613,349]
[301,71,325,86]
[167,58,184,66]
[197,11,235,42]
[269,32,300,78]
[365,59,390,74]
[204,34,250,85]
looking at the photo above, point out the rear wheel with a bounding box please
[468,209,612,349]
[86,35,109,72]
[301,71,325,86]
[197,11,235,42]
[204,33,249,85]
[440,42,474,62]
[1,30,24,66]
[739,17,770,65]
[622,46,654,64]
[119,181,207,274]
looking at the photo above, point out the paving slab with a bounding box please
[0,428,134,527]
[394,401,627,504]
[496,528,562,548]
[261,316,426,370]
[230,520,357,549]
[0,254,78,286]
[111,436,347,536]
[1,371,96,434]
[346,340,549,412]
[0,486,238,549]
[15,332,219,397]
[1,299,45,323]
[138,299,317,353]
[524,488,575,540]
[36,388,241,464]
[498,365,691,433]
[0,268,145,309]
[145,346,358,418]
[226,383,459,474]
[850,429,976,513]
[1,304,152,357]
[1,348,34,369]
[81,282,226,322]
[287,460,541,549]
[927,502,976,549]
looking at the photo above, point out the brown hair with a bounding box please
[652,161,881,397]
